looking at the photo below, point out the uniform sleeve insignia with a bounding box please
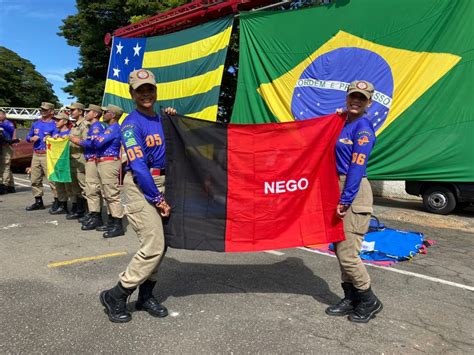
[122,129,135,139]
[357,135,370,146]
[339,138,353,145]
[104,129,111,134]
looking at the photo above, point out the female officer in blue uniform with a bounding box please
[325,80,383,323]
[100,69,176,323]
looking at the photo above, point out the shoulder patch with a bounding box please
[339,138,353,145]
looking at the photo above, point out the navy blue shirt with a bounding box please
[26,119,56,150]
[52,129,70,138]
[120,110,166,205]
[0,119,15,141]
[81,121,106,160]
[335,116,376,205]
[94,122,122,158]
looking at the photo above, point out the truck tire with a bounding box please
[422,186,456,215]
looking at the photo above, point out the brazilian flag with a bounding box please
[103,17,233,121]
[232,0,473,181]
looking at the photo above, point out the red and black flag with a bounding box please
[162,114,346,252]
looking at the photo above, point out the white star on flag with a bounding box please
[116,42,123,55]
[112,67,121,77]
[124,57,130,65]
[374,111,379,116]
[133,43,142,56]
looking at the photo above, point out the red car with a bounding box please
[11,127,33,172]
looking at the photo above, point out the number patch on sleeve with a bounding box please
[351,153,366,165]
[145,134,162,147]
[126,146,143,161]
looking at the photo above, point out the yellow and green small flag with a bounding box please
[46,137,71,183]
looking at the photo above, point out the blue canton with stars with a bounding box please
[108,37,147,83]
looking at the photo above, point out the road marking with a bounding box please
[265,250,285,256]
[14,182,30,187]
[48,251,128,268]
[14,176,31,183]
[298,247,474,292]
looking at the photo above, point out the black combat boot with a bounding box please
[0,184,6,195]
[81,212,103,230]
[135,280,168,318]
[348,287,383,323]
[96,214,114,231]
[6,186,16,193]
[66,198,86,220]
[99,282,136,323]
[325,282,359,316]
[48,198,60,214]
[79,213,92,224]
[26,197,45,211]
[51,201,68,215]
[66,203,78,219]
[103,217,125,238]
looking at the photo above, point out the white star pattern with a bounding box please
[384,111,388,115]
[112,67,121,77]
[316,102,320,106]
[374,111,379,116]
[116,42,123,55]
[133,43,142,56]
[124,57,130,65]
[299,111,303,115]
[297,93,301,97]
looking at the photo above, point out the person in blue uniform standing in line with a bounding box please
[100,69,176,323]
[0,109,17,194]
[70,104,107,230]
[49,112,73,215]
[25,102,58,211]
[325,80,383,323]
[89,104,125,238]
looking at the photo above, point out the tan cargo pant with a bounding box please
[0,144,14,187]
[55,182,72,202]
[70,157,86,203]
[30,153,57,198]
[119,172,166,289]
[85,160,103,213]
[97,160,123,218]
[334,176,373,290]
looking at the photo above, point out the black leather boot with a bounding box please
[48,198,59,214]
[348,287,383,323]
[66,203,78,219]
[66,198,86,220]
[325,282,359,316]
[81,212,103,230]
[99,282,135,323]
[0,184,6,195]
[103,217,125,238]
[79,213,92,224]
[96,214,113,231]
[135,280,168,318]
[6,186,16,193]
[51,201,68,215]
[26,197,45,211]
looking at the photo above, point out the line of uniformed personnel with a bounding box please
[25,101,126,239]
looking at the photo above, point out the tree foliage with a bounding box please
[58,0,187,105]
[0,46,59,107]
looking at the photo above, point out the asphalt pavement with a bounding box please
[0,174,473,353]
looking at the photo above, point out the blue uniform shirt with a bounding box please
[52,129,70,138]
[94,122,122,158]
[0,119,15,141]
[120,110,166,205]
[81,121,105,160]
[336,116,376,205]
[26,119,56,150]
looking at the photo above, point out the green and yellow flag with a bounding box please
[103,17,233,121]
[46,137,71,183]
[232,0,474,181]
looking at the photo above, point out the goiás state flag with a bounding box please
[46,137,72,183]
[162,114,346,252]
